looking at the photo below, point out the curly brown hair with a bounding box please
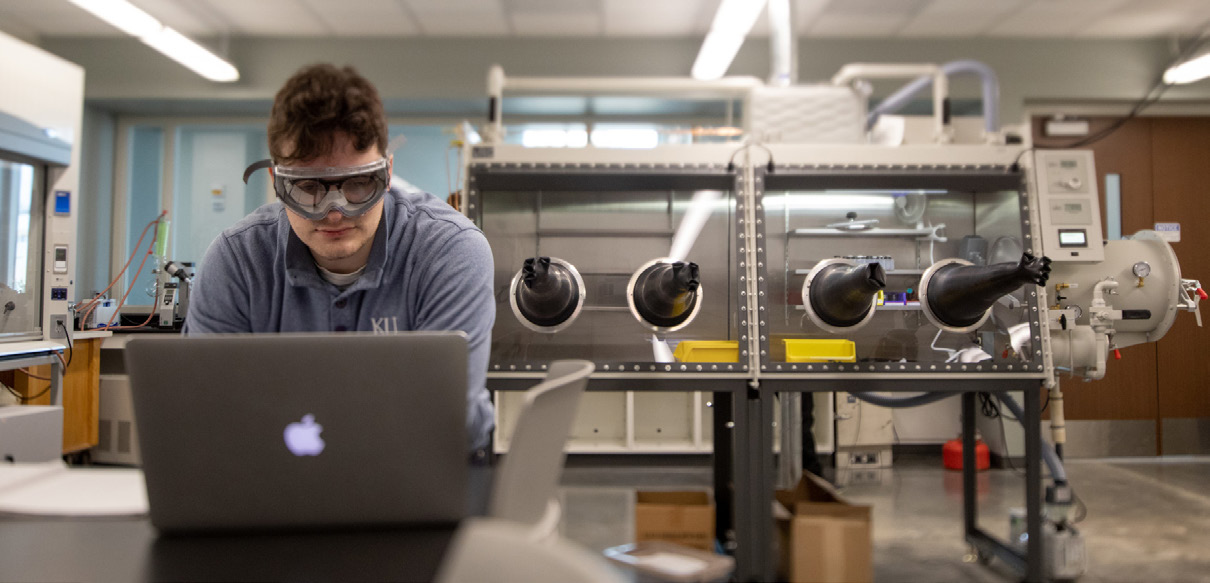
[268,64,388,165]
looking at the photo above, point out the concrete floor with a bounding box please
[555,456,1210,582]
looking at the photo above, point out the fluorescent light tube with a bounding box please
[142,28,240,83]
[68,0,160,38]
[692,32,747,80]
[1164,51,1210,85]
[68,0,239,83]
[691,0,768,80]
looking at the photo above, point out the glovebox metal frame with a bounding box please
[465,143,1051,582]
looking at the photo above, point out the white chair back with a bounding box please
[489,359,593,527]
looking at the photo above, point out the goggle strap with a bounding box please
[243,159,273,184]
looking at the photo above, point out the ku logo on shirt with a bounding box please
[371,317,400,333]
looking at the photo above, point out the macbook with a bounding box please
[125,332,469,533]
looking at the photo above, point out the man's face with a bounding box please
[282,133,388,274]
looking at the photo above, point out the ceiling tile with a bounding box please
[505,0,597,11]
[4,0,1210,39]
[511,12,599,36]
[1077,11,1191,38]
[303,0,419,36]
[16,7,127,36]
[897,0,1028,37]
[827,0,927,16]
[985,0,1135,37]
[603,0,713,36]
[203,0,329,35]
[749,12,772,37]
[404,0,505,13]
[1087,0,1210,36]
[806,12,912,37]
[131,0,222,36]
[404,0,508,35]
[604,0,708,36]
[325,13,420,36]
[603,13,694,36]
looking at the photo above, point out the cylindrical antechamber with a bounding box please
[920,253,1051,332]
[627,258,703,333]
[801,258,886,334]
[509,256,586,333]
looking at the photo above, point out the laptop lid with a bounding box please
[125,332,468,533]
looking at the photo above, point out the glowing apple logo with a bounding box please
[284,414,325,456]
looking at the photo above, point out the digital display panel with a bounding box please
[1058,229,1087,247]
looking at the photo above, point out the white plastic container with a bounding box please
[93,299,119,328]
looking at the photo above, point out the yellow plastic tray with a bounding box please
[783,339,857,363]
[673,340,739,363]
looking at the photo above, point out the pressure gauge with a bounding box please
[1070,305,1083,320]
[1132,261,1152,278]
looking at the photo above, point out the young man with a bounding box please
[185,64,496,453]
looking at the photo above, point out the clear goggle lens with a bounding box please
[244,158,389,220]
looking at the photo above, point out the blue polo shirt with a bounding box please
[184,186,496,451]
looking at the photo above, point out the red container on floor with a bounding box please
[943,438,990,471]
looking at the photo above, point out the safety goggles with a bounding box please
[243,158,390,220]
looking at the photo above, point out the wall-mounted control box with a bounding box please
[1034,150,1105,262]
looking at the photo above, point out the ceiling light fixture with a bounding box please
[1163,50,1210,85]
[68,0,239,83]
[691,0,769,80]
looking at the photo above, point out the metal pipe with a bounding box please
[767,0,794,86]
[831,63,950,143]
[850,389,1069,484]
[1049,385,1067,459]
[502,75,764,95]
[867,60,1001,140]
[994,391,1067,483]
[486,65,505,143]
[484,64,764,144]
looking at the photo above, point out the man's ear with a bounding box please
[387,154,394,176]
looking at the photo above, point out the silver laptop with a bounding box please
[125,332,469,533]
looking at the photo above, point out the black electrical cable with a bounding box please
[4,374,53,403]
[1009,146,1034,173]
[4,324,71,403]
[978,391,1019,422]
[1038,32,1210,151]
[59,320,73,369]
[2,381,25,401]
[725,142,776,172]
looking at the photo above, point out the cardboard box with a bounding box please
[634,491,715,552]
[776,472,872,583]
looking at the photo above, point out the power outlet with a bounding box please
[49,315,67,339]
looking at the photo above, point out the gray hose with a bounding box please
[849,391,955,408]
[848,389,1069,484]
[867,60,1001,134]
[994,391,1067,483]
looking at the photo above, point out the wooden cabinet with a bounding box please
[7,337,103,454]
